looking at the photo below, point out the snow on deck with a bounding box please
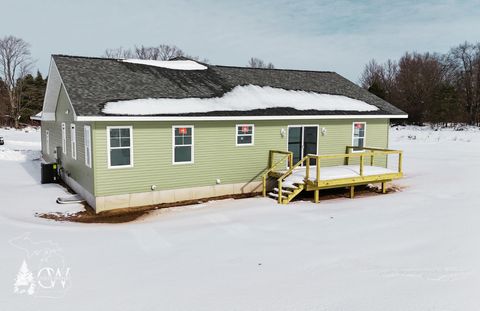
[280,165,397,187]
[102,85,379,115]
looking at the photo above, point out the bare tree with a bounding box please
[104,44,210,64]
[395,52,448,123]
[104,44,186,60]
[359,59,398,101]
[248,57,274,69]
[359,59,383,88]
[359,53,460,124]
[0,36,33,128]
[136,44,185,60]
[447,42,480,125]
[104,47,134,59]
[157,44,184,60]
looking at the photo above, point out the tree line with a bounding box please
[103,44,275,68]
[0,36,46,127]
[7,34,478,128]
[360,42,480,125]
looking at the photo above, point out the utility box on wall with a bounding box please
[41,162,58,184]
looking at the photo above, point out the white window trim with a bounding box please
[351,122,367,153]
[84,125,92,168]
[70,123,77,160]
[235,124,255,146]
[172,125,194,165]
[45,130,50,155]
[107,125,134,169]
[61,122,66,155]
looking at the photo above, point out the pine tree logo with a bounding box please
[13,260,35,295]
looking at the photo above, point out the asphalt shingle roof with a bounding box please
[52,55,406,117]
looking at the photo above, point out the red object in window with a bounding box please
[178,127,187,134]
[355,123,364,129]
[241,125,250,133]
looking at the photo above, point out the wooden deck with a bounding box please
[262,147,403,204]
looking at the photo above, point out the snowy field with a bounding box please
[1,125,480,310]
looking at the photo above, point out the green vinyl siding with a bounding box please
[92,118,390,197]
[318,119,389,166]
[41,121,57,163]
[41,85,94,194]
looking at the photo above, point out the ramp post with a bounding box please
[382,182,387,194]
[314,190,319,203]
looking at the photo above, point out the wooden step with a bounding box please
[273,187,293,194]
[268,192,287,199]
[282,183,300,190]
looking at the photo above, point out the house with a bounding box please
[39,55,407,212]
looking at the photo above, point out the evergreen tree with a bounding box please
[16,70,47,124]
[430,84,463,125]
[367,81,386,100]
[0,79,8,125]
[13,260,35,295]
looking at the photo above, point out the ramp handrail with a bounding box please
[275,155,309,203]
[305,147,403,187]
[262,151,293,197]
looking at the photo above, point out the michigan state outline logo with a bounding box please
[9,232,71,298]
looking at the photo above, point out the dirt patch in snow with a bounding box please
[36,183,403,224]
[36,192,261,224]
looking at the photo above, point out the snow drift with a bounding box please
[102,85,379,115]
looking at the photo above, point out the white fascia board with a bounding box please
[41,59,59,119]
[41,57,78,122]
[75,114,408,122]
[41,112,56,121]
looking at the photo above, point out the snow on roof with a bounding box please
[121,59,207,70]
[102,85,379,116]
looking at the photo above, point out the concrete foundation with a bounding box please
[94,181,263,213]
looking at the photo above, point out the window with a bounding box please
[84,125,92,168]
[352,122,366,151]
[236,124,254,146]
[107,126,133,168]
[173,126,193,164]
[70,124,77,159]
[61,123,66,155]
[45,130,50,155]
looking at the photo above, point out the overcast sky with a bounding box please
[1,0,479,82]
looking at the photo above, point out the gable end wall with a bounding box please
[41,85,95,207]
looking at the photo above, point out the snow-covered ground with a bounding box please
[1,125,480,310]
